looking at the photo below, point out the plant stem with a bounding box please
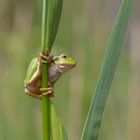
[41,0,50,139]
[41,0,48,53]
[41,64,50,140]
[40,0,63,139]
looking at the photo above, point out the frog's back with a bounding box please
[24,58,38,86]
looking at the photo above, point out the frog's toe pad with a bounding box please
[42,91,55,97]
[40,87,55,97]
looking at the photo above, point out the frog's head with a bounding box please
[53,53,76,73]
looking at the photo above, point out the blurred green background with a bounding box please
[0,0,139,140]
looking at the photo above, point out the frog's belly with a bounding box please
[48,65,62,85]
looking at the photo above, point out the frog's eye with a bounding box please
[62,54,67,59]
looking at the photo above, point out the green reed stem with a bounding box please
[41,0,50,139]
[40,0,63,139]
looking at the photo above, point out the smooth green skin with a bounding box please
[54,53,76,66]
[24,58,39,86]
[24,53,76,87]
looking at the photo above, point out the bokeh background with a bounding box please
[0,0,139,140]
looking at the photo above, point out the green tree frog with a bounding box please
[24,54,76,99]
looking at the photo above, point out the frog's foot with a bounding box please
[40,52,53,64]
[25,88,42,100]
[40,87,55,97]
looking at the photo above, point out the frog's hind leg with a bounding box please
[25,81,42,100]
[40,83,55,97]
[25,88,42,100]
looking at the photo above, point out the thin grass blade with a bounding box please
[81,0,133,139]
[50,102,68,140]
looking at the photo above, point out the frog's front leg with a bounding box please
[40,53,53,63]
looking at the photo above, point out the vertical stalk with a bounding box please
[40,0,63,139]
[41,64,50,140]
[41,0,50,139]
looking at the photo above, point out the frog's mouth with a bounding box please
[57,64,75,73]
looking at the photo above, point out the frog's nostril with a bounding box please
[53,56,59,61]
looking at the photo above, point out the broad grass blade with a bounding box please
[81,0,133,139]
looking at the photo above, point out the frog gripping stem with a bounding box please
[40,51,53,64]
